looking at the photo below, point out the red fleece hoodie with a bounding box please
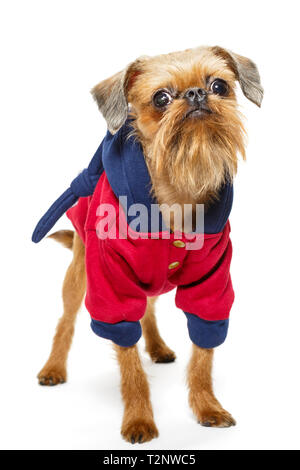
[33,121,234,348]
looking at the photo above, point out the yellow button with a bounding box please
[168,261,180,270]
[173,240,186,248]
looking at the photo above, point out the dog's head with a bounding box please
[92,46,263,203]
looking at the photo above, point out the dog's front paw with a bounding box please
[37,364,66,386]
[121,419,159,444]
[198,408,236,428]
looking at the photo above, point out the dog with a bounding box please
[34,45,263,443]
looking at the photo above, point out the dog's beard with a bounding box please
[149,100,246,203]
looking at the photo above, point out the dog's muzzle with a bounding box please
[183,88,212,118]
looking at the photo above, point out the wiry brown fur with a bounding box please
[114,343,159,443]
[187,346,235,427]
[38,45,263,443]
[126,48,246,229]
[38,232,85,385]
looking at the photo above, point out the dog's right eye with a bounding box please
[152,90,173,109]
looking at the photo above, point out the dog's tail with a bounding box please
[48,230,74,250]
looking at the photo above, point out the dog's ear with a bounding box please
[91,59,144,134]
[211,46,264,107]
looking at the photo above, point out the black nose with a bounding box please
[184,87,207,105]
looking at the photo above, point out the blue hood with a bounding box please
[32,121,233,243]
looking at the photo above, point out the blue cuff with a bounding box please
[90,319,142,347]
[184,312,229,348]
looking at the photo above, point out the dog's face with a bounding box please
[92,46,263,203]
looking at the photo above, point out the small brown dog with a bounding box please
[37,45,263,443]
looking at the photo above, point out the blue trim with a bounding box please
[90,318,142,347]
[102,122,166,232]
[184,312,229,348]
[32,120,233,242]
[204,183,233,234]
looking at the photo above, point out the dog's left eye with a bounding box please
[152,90,173,109]
[210,79,228,96]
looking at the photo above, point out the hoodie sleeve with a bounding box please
[84,230,147,347]
[175,226,234,349]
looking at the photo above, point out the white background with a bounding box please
[1,0,300,450]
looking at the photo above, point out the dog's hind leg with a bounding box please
[187,345,236,427]
[141,296,176,363]
[114,344,159,443]
[38,232,86,386]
